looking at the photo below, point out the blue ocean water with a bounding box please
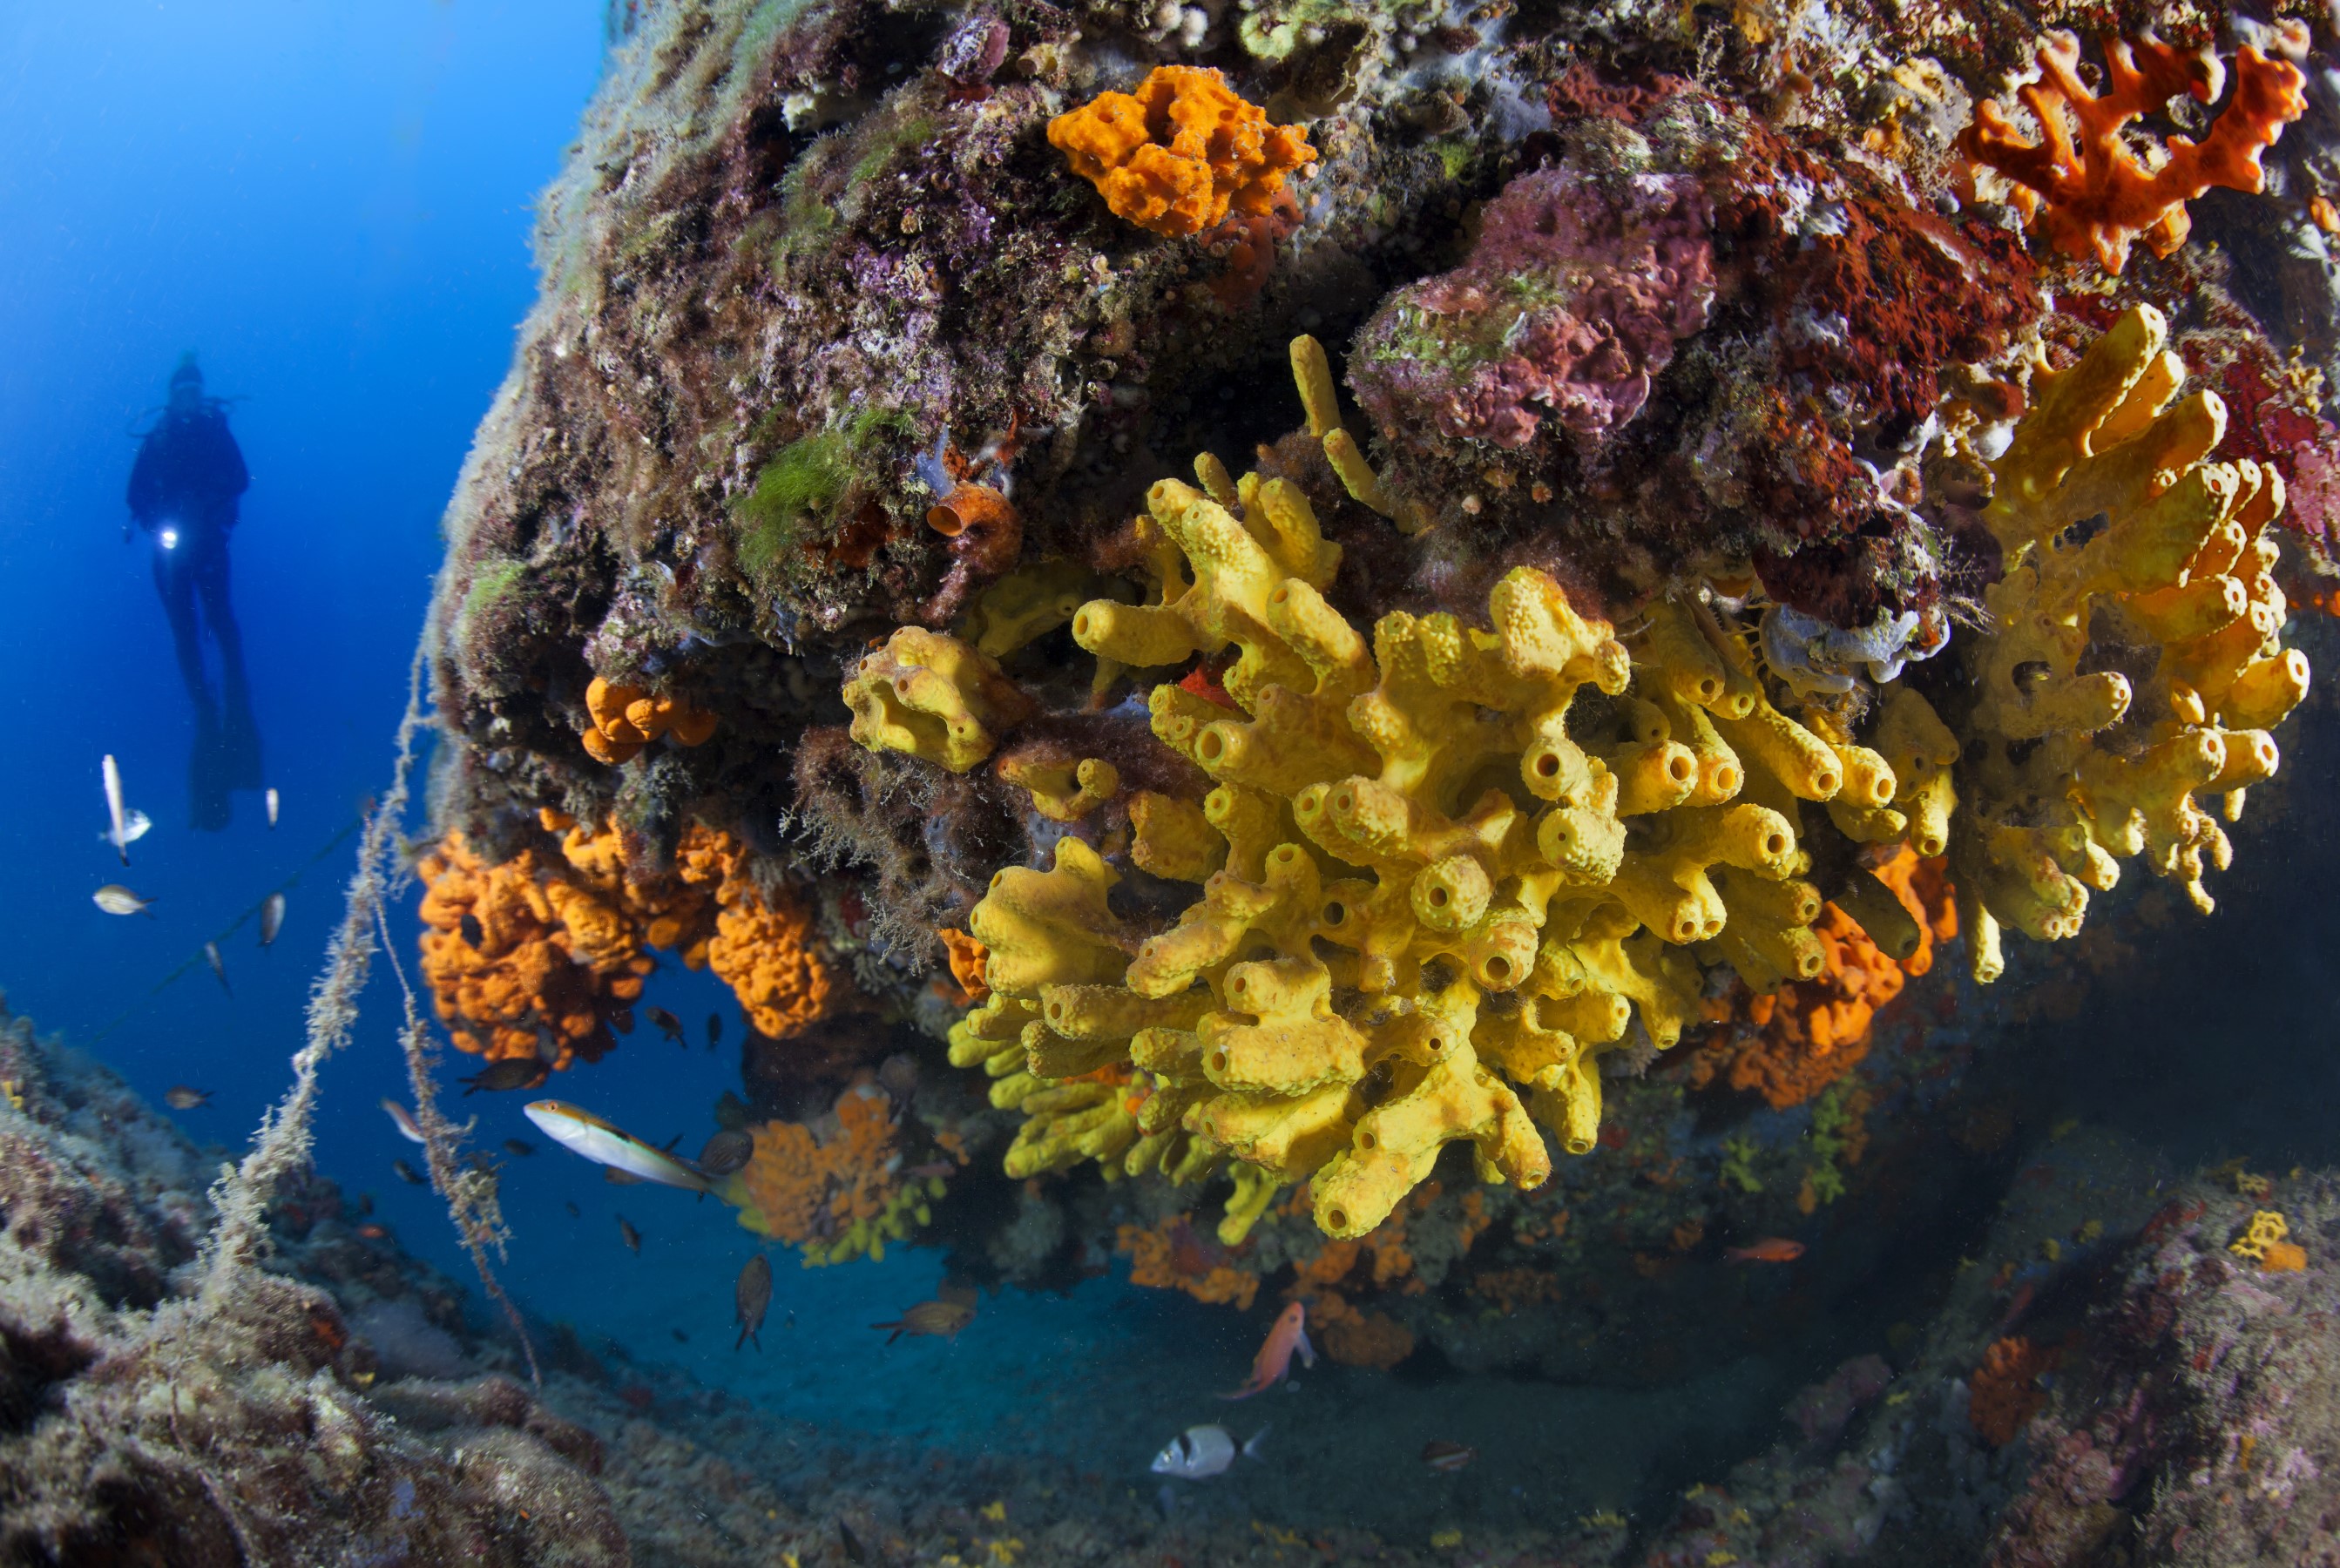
[0,0,640,1344]
[0,2,1315,1495]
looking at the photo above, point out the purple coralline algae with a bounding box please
[1350,163,1716,451]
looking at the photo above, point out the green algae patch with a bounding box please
[733,407,910,590]
[849,112,934,188]
[766,143,843,270]
[459,558,527,626]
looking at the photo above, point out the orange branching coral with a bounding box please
[721,1083,932,1264]
[1970,1335,2059,1447]
[580,675,719,765]
[419,813,836,1068]
[416,832,646,1069]
[1047,66,1314,239]
[1117,1214,1261,1308]
[1692,852,1958,1109]
[1959,30,2305,274]
[707,875,832,1040]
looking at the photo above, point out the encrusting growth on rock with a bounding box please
[1692,849,1956,1110]
[720,1082,941,1265]
[1047,66,1315,240]
[419,814,834,1068]
[579,675,718,765]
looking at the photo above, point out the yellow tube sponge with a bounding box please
[1951,304,2311,960]
[843,626,1035,773]
[939,550,1828,1240]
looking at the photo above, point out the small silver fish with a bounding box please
[380,1098,427,1144]
[93,885,155,917]
[1151,1424,1268,1480]
[163,1085,212,1110]
[265,787,280,828]
[1422,1439,1478,1473]
[259,892,286,948]
[96,811,152,852]
[618,1215,642,1254]
[203,941,230,996]
[102,755,131,865]
[524,1101,715,1192]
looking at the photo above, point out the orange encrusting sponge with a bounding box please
[1694,850,1957,1109]
[581,675,719,764]
[418,814,835,1071]
[1048,66,1314,239]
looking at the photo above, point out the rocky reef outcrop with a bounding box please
[390,0,2340,1543]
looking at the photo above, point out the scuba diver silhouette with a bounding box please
[126,354,264,829]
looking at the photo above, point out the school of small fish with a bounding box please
[71,757,1586,1499]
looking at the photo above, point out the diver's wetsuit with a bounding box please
[128,389,260,827]
[129,400,250,710]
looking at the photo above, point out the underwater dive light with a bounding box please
[157,525,179,551]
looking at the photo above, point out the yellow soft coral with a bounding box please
[2228,1208,2289,1263]
[1048,65,1315,239]
[950,534,1842,1240]
[1952,304,2310,981]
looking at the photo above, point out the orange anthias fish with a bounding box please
[1221,1301,1315,1399]
[1726,1238,1807,1264]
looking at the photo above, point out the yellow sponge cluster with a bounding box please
[1952,305,2310,979]
[940,452,1923,1240]
[877,310,2310,1243]
[842,625,1036,774]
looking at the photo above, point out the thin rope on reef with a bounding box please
[181,627,545,1382]
[376,896,541,1383]
[195,639,435,1301]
